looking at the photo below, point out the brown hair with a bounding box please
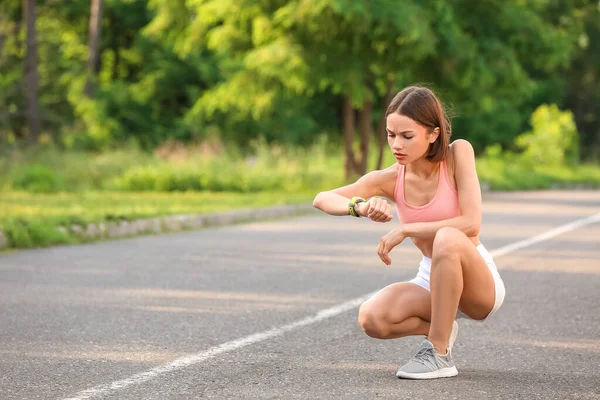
[385,86,452,162]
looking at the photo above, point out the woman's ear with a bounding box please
[429,127,440,143]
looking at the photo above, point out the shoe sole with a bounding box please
[396,366,458,380]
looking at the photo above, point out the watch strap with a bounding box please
[348,197,366,217]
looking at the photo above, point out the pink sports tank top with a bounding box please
[393,160,461,224]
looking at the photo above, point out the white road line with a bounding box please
[489,212,600,258]
[62,212,600,400]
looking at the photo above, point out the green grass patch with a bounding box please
[0,139,348,193]
[0,191,315,248]
[477,157,600,190]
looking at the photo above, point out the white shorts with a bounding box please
[409,243,506,321]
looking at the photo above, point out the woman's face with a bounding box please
[386,113,439,164]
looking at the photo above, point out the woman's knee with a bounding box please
[432,227,464,261]
[358,303,390,339]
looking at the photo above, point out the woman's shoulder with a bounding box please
[364,164,400,200]
[449,139,475,159]
[447,139,475,168]
[380,163,401,184]
[380,162,401,176]
[446,140,476,187]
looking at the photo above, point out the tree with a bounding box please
[0,2,23,138]
[1,0,594,163]
[264,1,440,178]
[562,1,600,160]
[84,0,103,96]
[181,0,438,178]
[22,0,41,144]
[413,0,575,154]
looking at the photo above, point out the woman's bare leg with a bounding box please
[358,282,432,339]
[428,227,496,354]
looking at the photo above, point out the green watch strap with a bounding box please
[348,197,366,217]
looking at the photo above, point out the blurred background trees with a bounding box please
[2,0,600,249]
[1,0,599,176]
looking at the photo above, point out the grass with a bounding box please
[1,138,600,249]
[0,138,348,194]
[476,157,600,190]
[0,191,315,248]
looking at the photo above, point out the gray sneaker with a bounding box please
[396,340,458,380]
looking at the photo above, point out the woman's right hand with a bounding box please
[356,197,393,222]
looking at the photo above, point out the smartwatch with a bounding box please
[348,197,366,217]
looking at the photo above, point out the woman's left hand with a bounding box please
[377,226,407,265]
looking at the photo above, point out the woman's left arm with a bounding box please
[401,140,482,239]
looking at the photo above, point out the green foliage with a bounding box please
[0,190,315,248]
[11,165,66,193]
[558,1,600,160]
[1,0,599,161]
[515,104,579,166]
[2,218,74,248]
[181,0,439,143]
[112,138,344,192]
[477,154,600,191]
[2,135,599,197]
[0,145,155,192]
[114,165,204,191]
[477,104,595,191]
[416,0,575,152]
[0,138,346,194]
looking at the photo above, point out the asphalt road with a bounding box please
[1,190,599,400]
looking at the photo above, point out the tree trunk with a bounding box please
[84,0,103,96]
[0,13,6,58]
[376,82,395,170]
[357,100,373,175]
[0,14,7,130]
[22,0,41,144]
[343,96,360,180]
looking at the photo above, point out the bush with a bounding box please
[112,163,289,192]
[515,104,579,167]
[1,218,74,248]
[11,165,66,193]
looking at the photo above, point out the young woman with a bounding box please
[312,86,506,380]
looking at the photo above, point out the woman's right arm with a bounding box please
[312,169,395,220]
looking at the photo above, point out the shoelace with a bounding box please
[412,347,439,370]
